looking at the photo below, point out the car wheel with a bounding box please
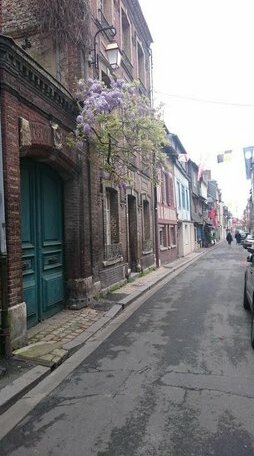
[251,311,254,349]
[243,281,250,311]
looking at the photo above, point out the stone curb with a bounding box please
[0,365,50,415]
[0,245,217,415]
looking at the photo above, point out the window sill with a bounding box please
[160,246,168,251]
[102,256,123,267]
[142,249,153,255]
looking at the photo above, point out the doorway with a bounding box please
[127,195,138,271]
[21,160,64,328]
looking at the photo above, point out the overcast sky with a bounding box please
[138,0,253,217]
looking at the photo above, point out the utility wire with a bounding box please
[154,91,254,108]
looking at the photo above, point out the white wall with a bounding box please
[174,165,191,222]
[177,221,194,257]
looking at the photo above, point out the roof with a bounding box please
[127,0,153,46]
[167,133,188,155]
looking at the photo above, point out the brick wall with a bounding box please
[0,0,155,306]
[1,0,86,96]
[0,54,85,310]
[2,0,36,36]
[1,91,23,307]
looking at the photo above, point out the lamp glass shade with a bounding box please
[105,43,122,69]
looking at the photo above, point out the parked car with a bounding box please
[243,252,254,348]
[240,231,249,240]
[242,234,254,249]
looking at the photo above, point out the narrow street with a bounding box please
[1,243,254,456]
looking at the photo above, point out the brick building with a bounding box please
[0,0,155,348]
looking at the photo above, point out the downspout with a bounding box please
[150,49,159,267]
[0,103,11,357]
[153,179,160,268]
[87,145,94,276]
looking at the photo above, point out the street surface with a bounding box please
[1,242,254,455]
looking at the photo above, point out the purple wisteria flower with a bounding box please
[76,115,83,124]
[83,124,92,135]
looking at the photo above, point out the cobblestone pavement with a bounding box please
[12,307,106,367]
[28,307,103,345]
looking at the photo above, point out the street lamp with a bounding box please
[105,42,122,70]
[88,26,122,72]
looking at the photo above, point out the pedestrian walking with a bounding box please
[226,231,233,245]
[235,231,241,244]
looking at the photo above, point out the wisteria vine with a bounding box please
[72,78,168,183]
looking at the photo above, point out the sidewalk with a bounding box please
[0,246,212,414]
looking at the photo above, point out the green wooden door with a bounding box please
[21,160,64,328]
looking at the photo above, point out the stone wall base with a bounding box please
[0,302,27,349]
[67,277,101,310]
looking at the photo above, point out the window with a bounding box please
[177,181,181,209]
[80,50,87,80]
[101,70,111,88]
[164,173,170,205]
[181,184,186,209]
[98,0,112,24]
[161,172,166,203]
[25,38,66,85]
[121,9,131,60]
[137,42,145,82]
[143,200,150,240]
[168,175,174,207]
[105,188,119,245]
[159,225,167,248]
[169,226,176,246]
[186,189,189,211]
[164,173,174,206]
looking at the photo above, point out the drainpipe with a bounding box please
[152,150,159,268]
[149,51,160,269]
[0,104,11,357]
[87,145,94,276]
[153,182,160,269]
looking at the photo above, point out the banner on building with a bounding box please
[216,150,232,164]
[243,146,254,179]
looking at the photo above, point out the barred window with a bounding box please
[105,188,119,245]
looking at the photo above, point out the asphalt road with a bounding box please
[1,242,254,456]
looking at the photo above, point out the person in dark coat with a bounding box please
[226,231,233,245]
[235,231,242,244]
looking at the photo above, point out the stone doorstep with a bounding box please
[13,342,68,368]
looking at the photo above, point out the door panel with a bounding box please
[39,166,64,318]
[21,164,38,326]
[21,161,64,327]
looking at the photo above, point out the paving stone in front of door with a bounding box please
[13,307,105,367]
[14,342,68,367]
